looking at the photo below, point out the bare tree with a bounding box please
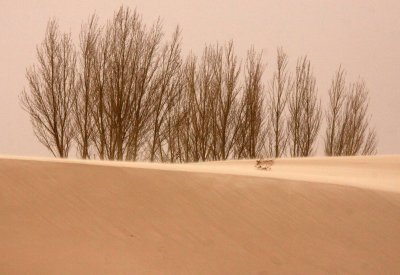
[325,72,377,156]
[92,8,134,160]
[89,7,163,161]
[106,7,140,160]
[189,46,215,161]
[162,68,185,163]
[74,15,99,159]
[235,47,266,159]
[91,22,110,160]
[287,56,321,157]
[21,19,76,157]
[325,66,346,156]
[175,54,197,162]
[267,48,292,157]
[125,13,163,161]
[211,41,241,160]
[147,27,182,162]
[361,127,377,155]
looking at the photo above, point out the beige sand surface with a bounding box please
[0,156,399,274]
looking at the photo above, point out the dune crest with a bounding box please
[3,155,400,192]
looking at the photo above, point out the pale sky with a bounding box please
[0,0,399,157]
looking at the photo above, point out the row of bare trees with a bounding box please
[21,7,377,161]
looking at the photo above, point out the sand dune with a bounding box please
[0,156,399,274]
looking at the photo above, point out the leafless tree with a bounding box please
[147,27,182,162]
[325,66,346,156]
[361,128,377,155]
[235,47,266,159]
[325,70,377,156]
[211,41,241,160]
[267,48,292,157]
[89,7,163,161]
[125,13,163,161]
[106,7,141,160]
[175,55,197,162]
[188,46,216,161]
[91,23,110,160]
[21,19,76,157]
[162,69,185,163]
[287,56,321,157]
[74,15,99,159]
[92,8,135,160]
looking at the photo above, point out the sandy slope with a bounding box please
[0,156,399,274]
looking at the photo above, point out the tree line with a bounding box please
[21,6,377,161]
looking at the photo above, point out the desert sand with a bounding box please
[0,155,399,274]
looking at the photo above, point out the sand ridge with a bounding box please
[0,156,399,274]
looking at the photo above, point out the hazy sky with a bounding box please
[0,0,399,157]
